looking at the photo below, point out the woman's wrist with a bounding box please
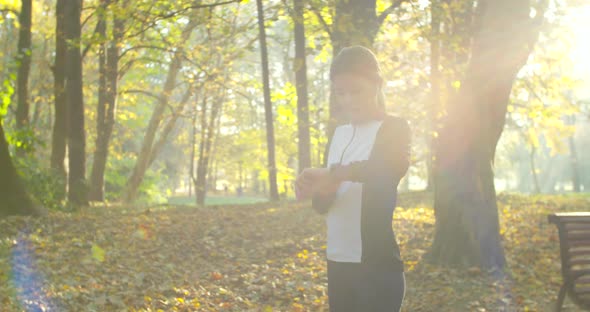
[328,164,348,183]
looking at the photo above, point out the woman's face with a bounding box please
[332,73,380,124]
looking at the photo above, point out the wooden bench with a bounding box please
[548,212,590,311]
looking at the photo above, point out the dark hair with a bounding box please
[330,46,386,110]
[329,46,383,83]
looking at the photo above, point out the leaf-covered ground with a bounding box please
[1,193,589,311]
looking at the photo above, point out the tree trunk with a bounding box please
[238,161,243,192]
[256,0,279,201]
[568,115,580,192]
[539,155,558,193]
[426,0,442,191]
[428,0,543,270]
[206,103,223,194]
[89,1,107,201]
[293,0,311,173]
[195,86,224,205]
[89,4,122,202]
[51,0,67,183]
[441,0,475,66]
[529,144,540,193]
[31,38,48,130]
[569,136,580,192]
[65,0,87,207]
[189,93,199,198]
[15,0,32,140]
[440,0,474,100]
[123,19,198,203]
[332,0,378,54]
[31,38,49,128]
[195,95,208,205]
[148,88,192,167]
[0,122,38,217]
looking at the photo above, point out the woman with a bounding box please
[295,46,410,312]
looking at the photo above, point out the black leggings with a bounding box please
[327,260,405,312]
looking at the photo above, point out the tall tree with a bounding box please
[568,115,580,192]
[0,121,37,217]
[425,0,474,191]
[15,0,32,138]
[122,19,198,203]
[293,0,311,172]
[256,0,279,201]
[426,0,442,190]
[427,0,545,269]
[50,0,67,184]
[331,0,402,54]
[65,0,87,206]
[89,2,123,201]
[195,91,224,205]
[90,0,108,201]
[529,143,541,193]
[439,0,475,105]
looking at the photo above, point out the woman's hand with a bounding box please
[295,169,314,201]
[295,168,341,201]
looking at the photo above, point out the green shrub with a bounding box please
[14,157,67,211]
[105,155,168,203]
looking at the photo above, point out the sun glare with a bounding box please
[568,5,590,80]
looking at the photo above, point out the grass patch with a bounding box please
[167,195,269,206]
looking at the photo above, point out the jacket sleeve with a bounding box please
[341,117,410,184]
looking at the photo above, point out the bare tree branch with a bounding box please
[82,20,105,60]
[124,1,240,40]
[152,0,242,20]
[81,0,113,60]
[280,0,294,18]
[119,45,175,59]
[308,3,332,40]
[377,0,406,27]
[0,8,19,16]
[120,89,161,101]
[118,56,164,77]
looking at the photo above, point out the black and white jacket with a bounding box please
[313,115,410,271]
